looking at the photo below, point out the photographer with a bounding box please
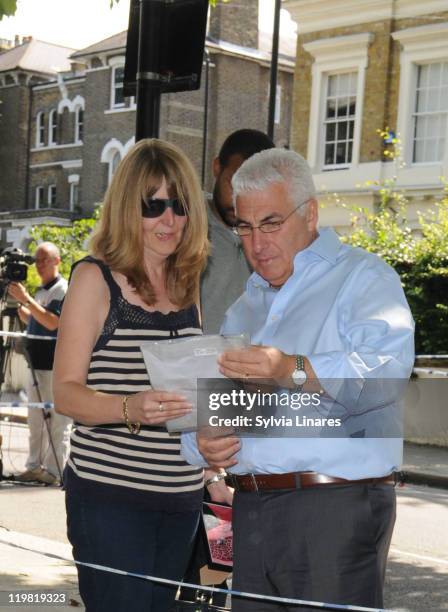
[8,242,70,485]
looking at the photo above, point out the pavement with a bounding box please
[1,413,447,611]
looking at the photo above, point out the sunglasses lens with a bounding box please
[142,199,165,217]
[141,198,186,217]
[173,200,187,216]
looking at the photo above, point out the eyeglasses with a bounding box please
[35,256,52,264]
[232,200,309,237]
[141,197,187,218]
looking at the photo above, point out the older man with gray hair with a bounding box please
[182,149,415,611]
[8,242,70,485]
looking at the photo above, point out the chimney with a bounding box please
[209,0,259,49]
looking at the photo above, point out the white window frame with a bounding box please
[109,56,125,109]
[48,109,58,146]
[275,85,282,125]
[36,111,45,148]
[75,106,84,143]
[48,184,56,207]
[321,71,358,170]
[68,174,80,211]
[101,137,135,185]
[392,22,448,168]
[35,186,44,209]
[303,32,373,172]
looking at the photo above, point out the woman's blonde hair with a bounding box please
[90,138,209,307]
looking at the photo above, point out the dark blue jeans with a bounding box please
[66,488,200,612]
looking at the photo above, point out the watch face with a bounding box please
[292,368,307,385]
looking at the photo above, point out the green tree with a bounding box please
[25,210,99,293]
[0,0,16,20]
[341,129,448,354]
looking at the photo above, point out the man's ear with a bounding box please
[212,157,222,179]
[305,198,319,231]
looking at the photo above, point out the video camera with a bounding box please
[0,248,35,298]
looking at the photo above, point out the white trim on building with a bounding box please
[392,22,448,171]
[303,32,373,172]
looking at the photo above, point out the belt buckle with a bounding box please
[248,473,259,493]
[294,472,302,489]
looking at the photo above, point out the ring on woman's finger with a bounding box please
[159,402,164,412]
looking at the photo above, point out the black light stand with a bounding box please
[0,297,63,483]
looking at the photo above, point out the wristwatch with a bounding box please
[291,355,307,388]
[204,472,227,487]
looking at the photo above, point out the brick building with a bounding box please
[285,0,448,229]
[0,2,294,248]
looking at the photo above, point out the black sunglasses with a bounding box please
[141,197,187,218]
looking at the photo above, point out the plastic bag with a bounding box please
[140,334,248,432]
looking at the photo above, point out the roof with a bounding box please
[70,28,296,67]
[0,39,75,75]
[70,31,127,59]
[206,37,295,69]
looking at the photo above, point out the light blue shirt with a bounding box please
[181,228,415,479]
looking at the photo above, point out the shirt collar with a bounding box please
[247,227,342,292]
[42,275,61,291]
[304,227,341,265]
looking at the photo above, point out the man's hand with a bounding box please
[218,346,295,385]
[197,429,241,469]
[8,282,30,305]
[8,282,60,331]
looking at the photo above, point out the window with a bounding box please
[303,33,372,171]
[48,185,56,207]
[68,174,80,211]
[412,61,448,163]
[36,112,45,147]
[323,72,357,167]
[392,22,448,167]
[48,109,58,145]
[35,186,44,209]
[75,107,84,142]
[109,150,121,184]
[112,66,125,107]
[70,183,79,210]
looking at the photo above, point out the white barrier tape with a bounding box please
[413,367,448,378]
[0,330,56,341]
[0,401,53,410]
[0,537,390,612]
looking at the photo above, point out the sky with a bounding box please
[0,0,296,51]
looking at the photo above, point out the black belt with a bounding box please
[225,471,396,492]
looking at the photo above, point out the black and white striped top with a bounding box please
[66,257,203,510]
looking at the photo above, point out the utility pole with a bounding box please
[267,0,281,140]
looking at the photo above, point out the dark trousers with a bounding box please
[66,488,200,612]
[231,483,396,612]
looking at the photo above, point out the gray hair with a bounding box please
[231,148,316,215]
[36,241,60,260]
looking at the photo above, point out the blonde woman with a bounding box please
[54,139,210,611]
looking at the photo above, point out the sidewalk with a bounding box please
[402,441,448,489]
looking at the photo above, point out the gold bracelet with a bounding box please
[122,395,140,435]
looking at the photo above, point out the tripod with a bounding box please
[0,296,63,483]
